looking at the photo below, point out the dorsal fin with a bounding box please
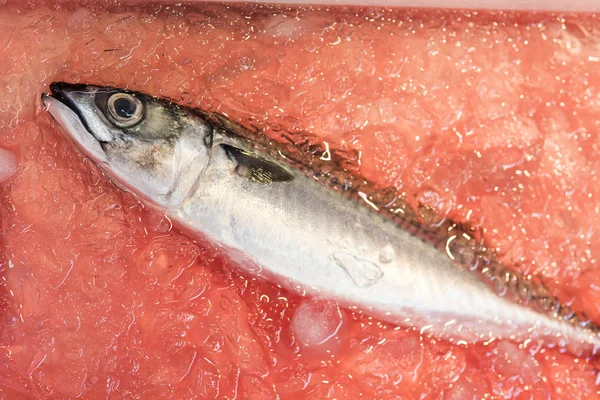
[222,144,294,184]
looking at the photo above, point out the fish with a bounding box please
[41,81,600,356]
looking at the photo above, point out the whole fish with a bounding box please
[42,82,600,355]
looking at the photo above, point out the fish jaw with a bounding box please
[41,94,108,165]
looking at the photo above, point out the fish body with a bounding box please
[42,82,600,355]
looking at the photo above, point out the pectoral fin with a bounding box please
[222,144,294,184]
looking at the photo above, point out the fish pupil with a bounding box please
[114,97,136,118]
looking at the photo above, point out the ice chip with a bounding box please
[331,251,383,287]
[291,299,345,348]
[0,147,17,182]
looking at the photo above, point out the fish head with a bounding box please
[42,82,211,209]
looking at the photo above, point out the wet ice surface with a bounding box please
[1,1,600,398]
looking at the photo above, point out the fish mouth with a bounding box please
[48,81,88,103]
[42,82,97,137]
[41,82,109,164]
[42,82,84,108]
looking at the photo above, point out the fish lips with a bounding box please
[42,82,109,164]
[43,82,97,137]
[42,82,89,112]
[48,81,88,103]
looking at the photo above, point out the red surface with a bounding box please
[1,1,600,398]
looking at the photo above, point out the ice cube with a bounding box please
[0,147,17,182]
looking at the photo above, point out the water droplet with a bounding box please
[378,244,394,264]
[416,188,452,226]
[331,252,383,287]
[444,233,479,270]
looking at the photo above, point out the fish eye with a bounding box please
[106,93,144,128]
